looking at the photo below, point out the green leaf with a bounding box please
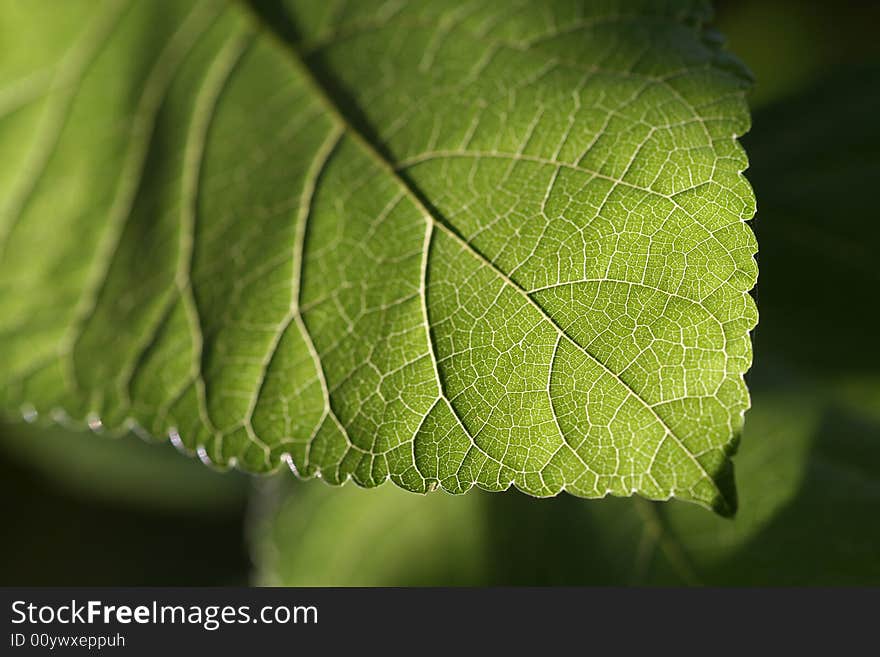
[254,66,880,586]
[252,477,490,586]
[0,0,756,513]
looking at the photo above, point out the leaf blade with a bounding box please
[0,0,756,512]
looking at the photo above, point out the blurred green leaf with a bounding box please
[253,478,489,586]
[1,0,756,511]
[255,66,880,586]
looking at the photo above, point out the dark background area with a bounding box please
[0,449,249,585]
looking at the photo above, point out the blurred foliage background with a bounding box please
[2,0,879,585]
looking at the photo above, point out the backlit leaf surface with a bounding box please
[0,0,756,512]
